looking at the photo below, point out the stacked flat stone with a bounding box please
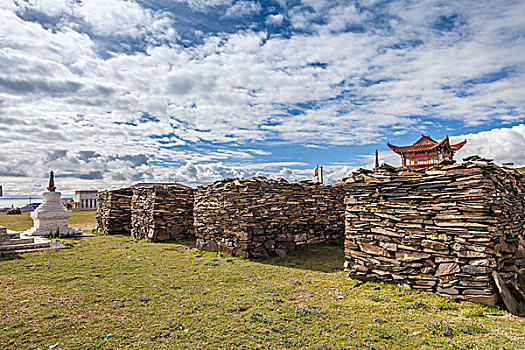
[194,177,346,258]
[130,186,194,242]
[343,156,525,306]
[96,188,133,234]
[0,226,51,254]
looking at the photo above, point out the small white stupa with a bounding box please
[24,171,81,237]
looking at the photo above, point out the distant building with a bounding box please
[20,203,41,211]
[388,135,466,169]
[75,190,98,210]
[61,198,80,210]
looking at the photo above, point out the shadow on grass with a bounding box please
[256,241,345,273]
[158,238,196,245]
[102,234,344,273]
[0,252,23,261]
[158,238,197,252]
[98,232,196,246]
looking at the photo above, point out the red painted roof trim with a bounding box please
[388,136,467,154]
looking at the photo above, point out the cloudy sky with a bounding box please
[0,0,524,196]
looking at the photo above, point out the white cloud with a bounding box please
[0,0,16,11]
[452,124,525,167]
[269,167,307,182]
[173,0,232,11]
[224,1,261,18]
[13,0,178,41]
[265,13,284,25]
[3,2,519,147]
[77,0,174,39]
[19,0,73,17]
[318,3,365,33]
[0,0,524,195]
[244,162,308,170]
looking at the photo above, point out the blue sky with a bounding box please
[0,0,524,195]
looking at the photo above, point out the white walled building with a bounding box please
[75,190,98,210]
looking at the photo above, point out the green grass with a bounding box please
[0,210,96,231]
[518,167,525,173]
[0,236,524,350]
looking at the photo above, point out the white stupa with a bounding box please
[24,171,81,237]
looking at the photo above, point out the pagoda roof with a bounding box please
[450,139,467,150]
[387,135,467,154]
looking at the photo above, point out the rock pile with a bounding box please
[194,177,345,258]
[343,156,525,308]
[131,186,194,242]
[96,188,133,234]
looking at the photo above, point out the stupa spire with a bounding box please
[24,170,81,237]
[47,171,56,192]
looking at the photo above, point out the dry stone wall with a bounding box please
[343,157,525,307]
[131,186,194,242]
[194,177,345,258]
[96,188,133,234]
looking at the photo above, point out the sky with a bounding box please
[0,0,524,197]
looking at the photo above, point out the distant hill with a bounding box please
[518,167,525,173]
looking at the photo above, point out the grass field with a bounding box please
[1,231,524,349]
[518,167,525,173]
[0,210,96,232]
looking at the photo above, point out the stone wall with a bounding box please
[194,177,345,258]
[96,188,133,234]
[343,157,525,307]
[130,186,194,242]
